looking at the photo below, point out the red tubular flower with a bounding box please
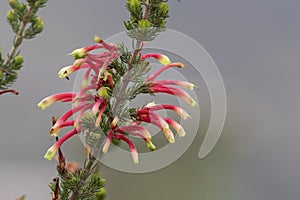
[74,104,94,128]
[44,128,78,161]
[94,35,116,51]
[117,125,152,140]
[50,103,87,136]
[95,103,107,127]
[102,130,114,154]
[164,118,186,137]
[82,67,92,87]
[40,35,194,165]
[148,84,197,107]
[141,53,171,65]
[152,80,195,90]
[76,83,97,99]
[146,62,184,82]
[50,120,75,137]
[37,92,77,110]
[143,103,191,120]
[92,99,104,114]
[137,110,175,143]
[98,51,119,77]
[115,133,139,164]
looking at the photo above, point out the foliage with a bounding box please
[0,0,47,90]
[124,0,170,41]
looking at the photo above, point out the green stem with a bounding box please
[68,3,151,199]
[112,0,151,115]
[2,5,33,69]
[69,155,96,200]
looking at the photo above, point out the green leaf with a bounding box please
[6,10,20,33]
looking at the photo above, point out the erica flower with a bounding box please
[136,109,175,143]
[152,80,196,90]
[40,34,196,166]
[37,92,76,110]
[146,62,184,82]
[144,103,191,120]
[50,103,87,136]
[165,118,186,137]
[58,58,88,78]
[148,84,197,107]
[44,128,78,161]
[141,53,171,65]
[102,130,114,154]
[115,133,139,164]
[102,131,139,164]
[117,124,152,140]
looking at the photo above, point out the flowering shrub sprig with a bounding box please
[37,0,193,199]
[0,0,47,93]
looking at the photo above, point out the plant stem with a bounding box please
[68,3,151,199]
[69,155,96,200]
[0,89,19,95]
[2,6,33,69]
[112,40,142,116]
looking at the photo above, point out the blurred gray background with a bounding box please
[1,0,300,199]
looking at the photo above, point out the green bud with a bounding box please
[6,10,17,21]
[138,19,151,28]
[6,9,19,33]
[33,16,44,32]
[94,188,106,200]
[14,55,23,66]
[9,0,26,13]
[128,0,140,9]
[159,3,169,15]
[71,176,77,183]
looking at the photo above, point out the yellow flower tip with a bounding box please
[178,127,186,137]
[187,83,196,90]
[173,62,184,68]
[163,128,175,143]
[68,48,86,59]
[159,55,171,65]
[132,151,139,164]
[9,0,14,3]
[58,67,70,79]
[44,146,58,161]
[187,97,198,107]
[94,35,103,43]
[168,136,175,143]
[102,145,109,154]
[111,117,119,127]
[147,141,156,151]
[146,101,156,107]
[37,99,51,110]
[49,127,59,137]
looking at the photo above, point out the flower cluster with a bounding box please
[38,36,197,164]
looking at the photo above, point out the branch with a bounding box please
[0,89,19,95]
